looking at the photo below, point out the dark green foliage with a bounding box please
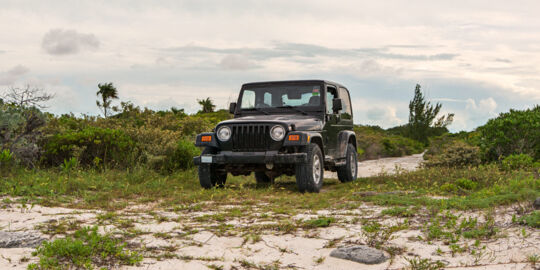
[408,84,454,144]
[0,103,46,167]
[42,126,135,168]
[477,105,540,161]
[28,226,141,269]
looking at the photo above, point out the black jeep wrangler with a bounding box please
[193,80,357,193]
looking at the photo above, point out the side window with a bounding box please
[326,86,337,114]
[338,87,352,118]
[241,90,255,108]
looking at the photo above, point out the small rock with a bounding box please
[534,197,540,210]
[0,231,46,248]
[353,191,378,197]
[330,245,388,264]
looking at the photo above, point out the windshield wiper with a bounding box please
[243,107,270,115]
[277,105,308,115]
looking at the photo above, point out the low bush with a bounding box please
[161,138,201,172]
[477,105,540,161]
[42,126,135,168]
[424,140,480,168]
[354,125,424,160]
[500,154,535,171]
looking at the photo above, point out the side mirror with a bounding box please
[332,98,343,113]
[229,102,237,114]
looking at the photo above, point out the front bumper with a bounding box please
[193,151,307,165]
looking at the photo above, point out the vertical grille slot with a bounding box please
[231,124,271,151]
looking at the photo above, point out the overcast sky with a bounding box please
[1,0,539,131]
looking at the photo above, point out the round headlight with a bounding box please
[217,126,232,141]
[270,125,286,141]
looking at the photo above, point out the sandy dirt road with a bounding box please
[1,154,539,270]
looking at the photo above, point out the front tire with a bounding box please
[198,147,227,189]
[295,144,324,193]
[337,143,358,183]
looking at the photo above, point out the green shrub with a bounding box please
[477,106,540,161]
[501,154,534,171]
[43,127,135,168]
[440,183,457,193]
[455,178,478,190]
[424,140,481,168]
[0,149,14,166]
[160,138,201,172]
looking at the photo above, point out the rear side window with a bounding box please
[338,87,352,117]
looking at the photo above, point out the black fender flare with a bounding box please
[282,131,324,156]
[337,130,357,159]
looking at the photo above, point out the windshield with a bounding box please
[239,84,322,110]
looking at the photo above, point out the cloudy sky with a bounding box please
[1,0,539,131]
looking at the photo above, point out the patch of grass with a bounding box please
[1,164,537,213]
[514,211,540,228]
[527,254,539,268]
[304,216,335,228]
[314,256,325,264]
[361,220,408,249]
[381,206,416,217]
[405,256,446,270]
[28,226,141,270]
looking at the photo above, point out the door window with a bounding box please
[326,86,337,114]
[338,87,352,119]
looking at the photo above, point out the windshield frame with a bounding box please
[236,81,325,116]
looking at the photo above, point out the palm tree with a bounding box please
[198,97,216,113]
[96,82,119,117]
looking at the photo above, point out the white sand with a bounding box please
[2,154,539,269]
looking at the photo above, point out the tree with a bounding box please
[96,82,119,117]
[1,85,54,108]
[408,84,454,144]
[198,97,216,113]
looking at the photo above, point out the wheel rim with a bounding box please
[350,152,357,177]
[313,154,321,184]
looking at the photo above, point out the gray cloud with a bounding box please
[42,29,100,55]
[0,65,30,85]
[162,43,458,62]
[219,55,258,70]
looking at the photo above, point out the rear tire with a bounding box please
[255,172,272,185]
[198,147,227,189]
[337,144,357,183]
[295,144,324,193]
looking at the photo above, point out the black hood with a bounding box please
[218,114,323,131]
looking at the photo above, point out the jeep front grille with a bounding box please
[231,124,271,152]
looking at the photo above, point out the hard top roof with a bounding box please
[242,79,346,89]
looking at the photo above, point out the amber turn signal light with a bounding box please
[288,135,300,141]
[201,135,212,142]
